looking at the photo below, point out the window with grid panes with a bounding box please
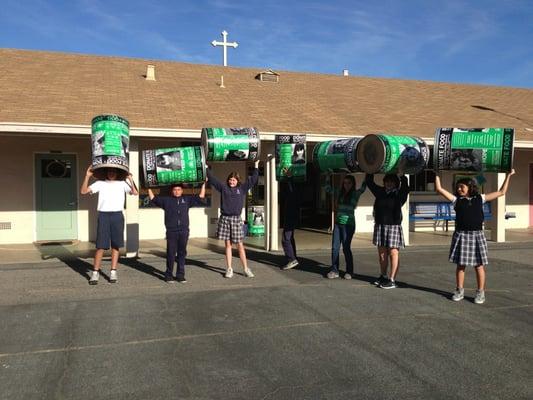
[408,146,435,192]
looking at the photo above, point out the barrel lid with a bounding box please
[356,134,385,174]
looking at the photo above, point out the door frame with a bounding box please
[33,152,80,242]
[530,163,533,228]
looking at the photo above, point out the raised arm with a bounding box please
[242,160,260,192]
[434,174,455,202]
[189,181,208,207]
[356,181,367,196]
[80,166,93,195]
[398,175,410,204]
[198,181,206,199]
[365,174,381,197]
[126,173,139,196]
[148,188,164,208]
[206,167,224,192]
[484,169,516,202]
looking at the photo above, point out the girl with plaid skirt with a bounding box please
[365,167,409,289]
[435,170,515,304]
[207,160,260,278]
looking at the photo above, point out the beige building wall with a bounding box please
[0,135,530,244]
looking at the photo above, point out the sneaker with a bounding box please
[109,269,117,283]
[176,276,187,284]
[327,271,340,279]
[380,279,397,289]
[343,273,352,280]
[89,270,99,285]
[244,268,254,278]
[282,259,299,270]
[474,290,486,304]
[452,288,464,301]
[373,275,387,286]
[224,268,233,278]
[165,275,175,283]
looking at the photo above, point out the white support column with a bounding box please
[269,155,279,251]
[492,173,506,242]
[402,175,410,246]
[264,157,271,251]
[125,138,140,257]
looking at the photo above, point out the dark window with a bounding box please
[41,159,71,178]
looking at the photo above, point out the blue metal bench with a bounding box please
[410,201,493,231]
[409,202,454,231]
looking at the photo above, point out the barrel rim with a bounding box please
[91,114,130,128]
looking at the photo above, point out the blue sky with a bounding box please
[1,0,532,88]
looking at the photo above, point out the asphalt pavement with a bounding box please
[0,243,532,399]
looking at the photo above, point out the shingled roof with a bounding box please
[0,48,532,140]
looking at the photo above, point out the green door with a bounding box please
[35,154,78,241]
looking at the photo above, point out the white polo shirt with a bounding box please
[89,180,132,212]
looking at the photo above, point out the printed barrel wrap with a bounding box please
[312,138,361,173]
[247,205,265,236]
[434,128,514,173]
[142,146,206,187]
[357,134,429,174]
[91,114,130,172]
[201,127,260,161]
[275,134,307,181]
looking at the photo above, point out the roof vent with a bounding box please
[256,69,279,83]
[342,69,349,76]
[146,65,156,81]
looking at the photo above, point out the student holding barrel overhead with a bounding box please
[280,167,303,270]
[207,160,260,278]
[326,174,366,279]
[435,170,515,304]
[148,182,206,283]
[365,162,409,289]
[80,166,138,285]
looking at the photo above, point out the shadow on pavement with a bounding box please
[120,257,167,281]
[37,243,93,283]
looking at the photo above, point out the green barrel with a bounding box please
[312,138,361,173]
[201,127,260,162]
[434,128,514,172]
[275,134,306,181]
[91,114,130,174]
[142,146,206,187]
[247,205,265,236]
[356,134,429,174]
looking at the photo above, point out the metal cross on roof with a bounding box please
[211,30,238,67]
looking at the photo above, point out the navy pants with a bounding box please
[331,223,355,274]
[166,230,189,279]
[281,228,297,261]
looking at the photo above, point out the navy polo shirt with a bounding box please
[151,195,205,232]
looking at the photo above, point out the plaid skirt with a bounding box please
[373,224,405,248]
[217,215,244,243]
[449,230,488,267]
